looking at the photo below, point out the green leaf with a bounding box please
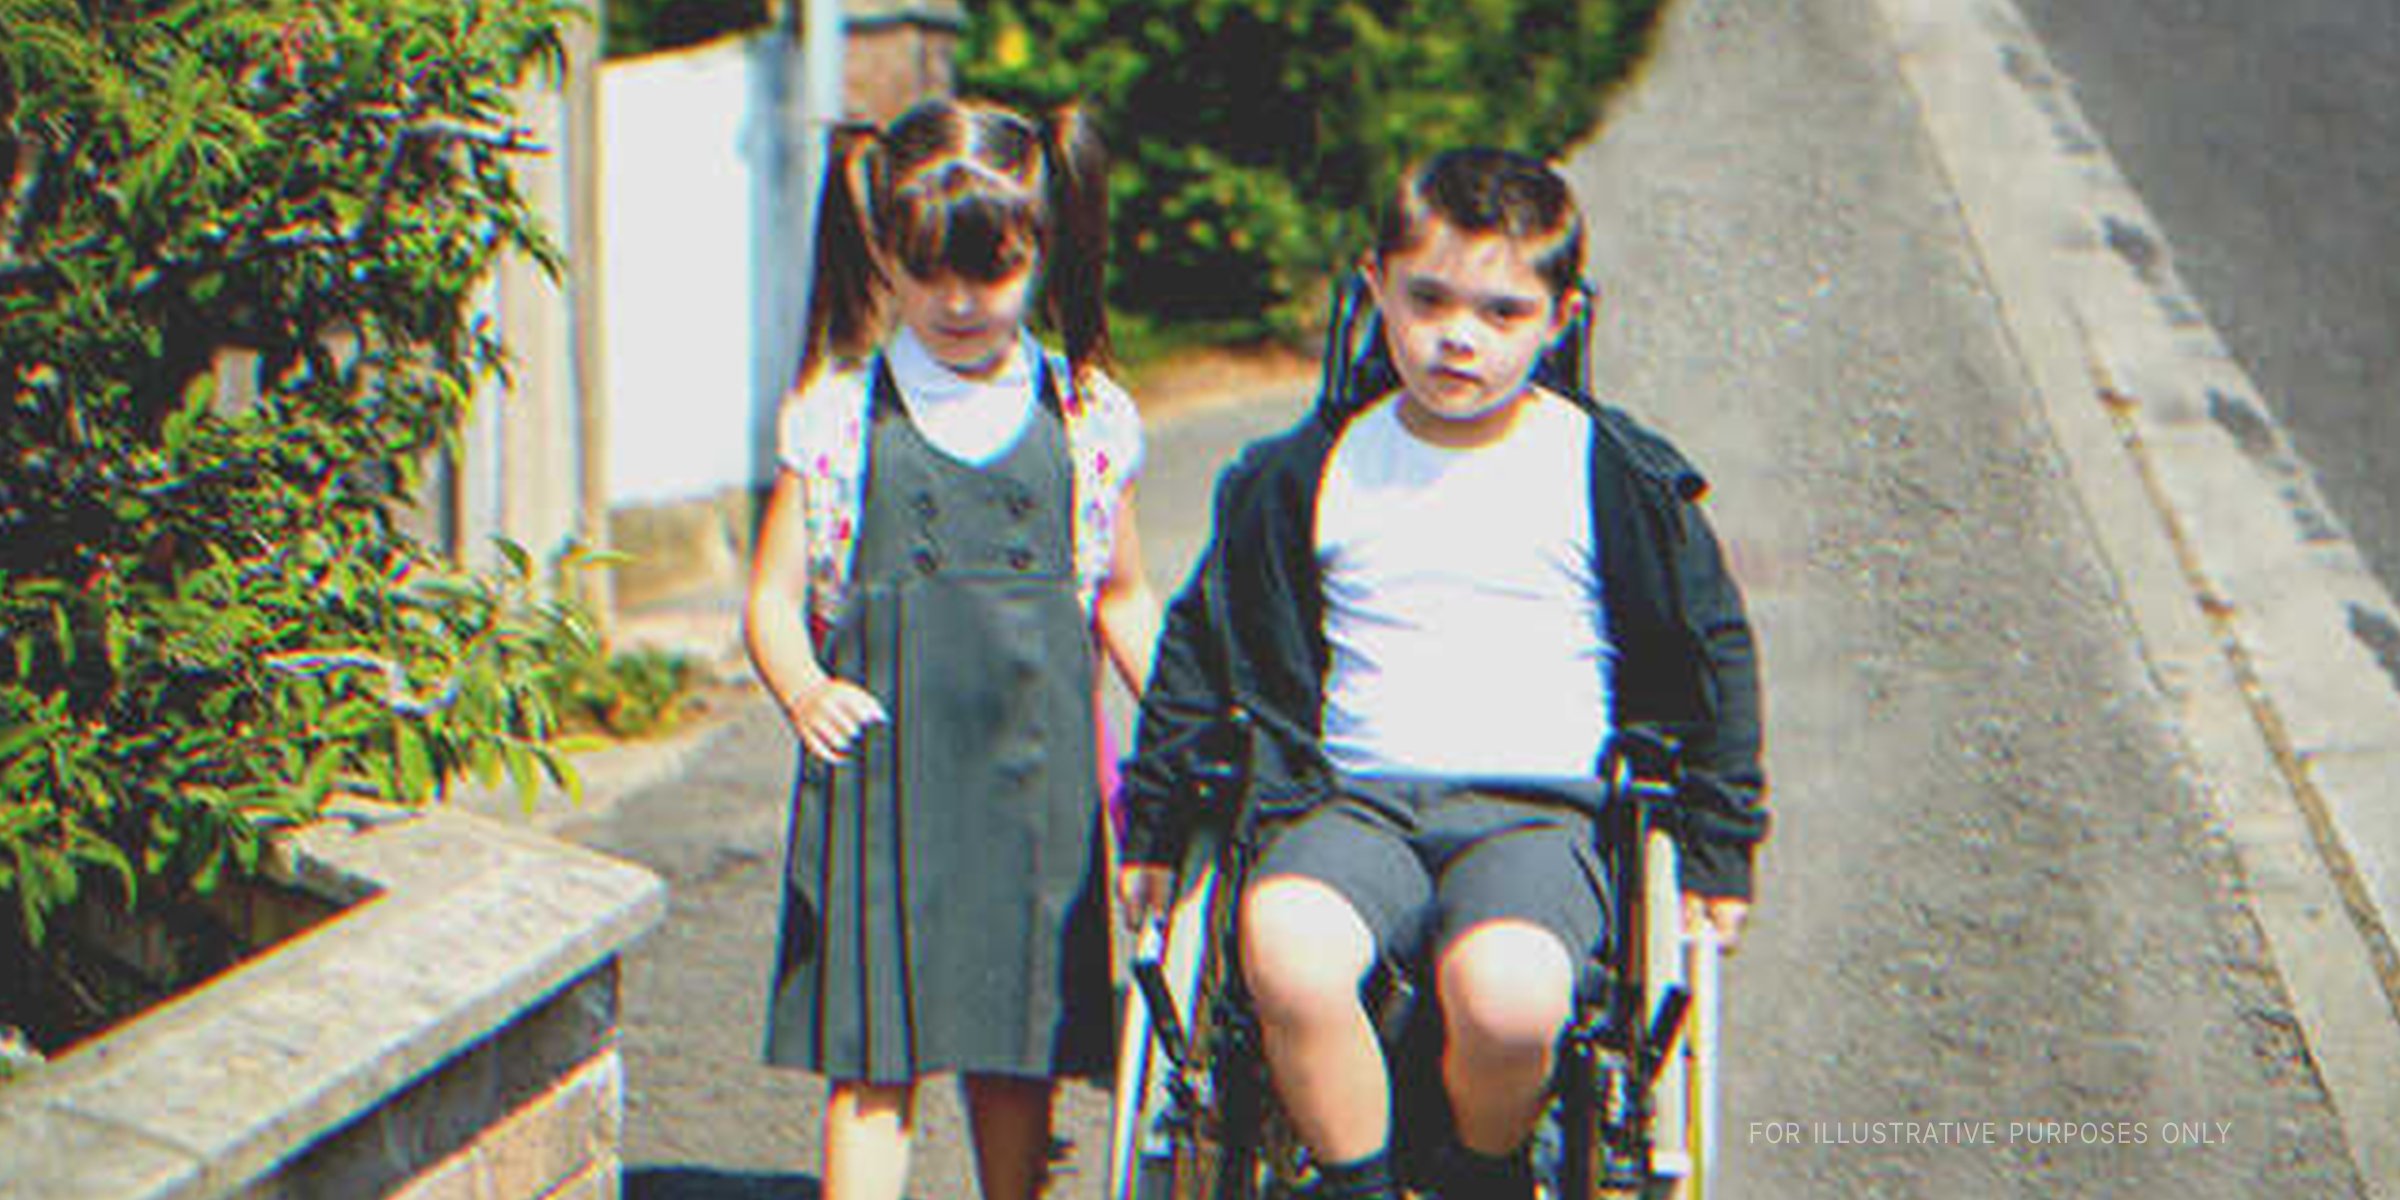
[557,753,585,808]
[394,722,434,803]
[299,744,342,809]
[69,831,138,908]
[504,741,540,812]
[192,842,223,894]
[164,372,216,453]
[494,538,533,580]
[0,721,47,764]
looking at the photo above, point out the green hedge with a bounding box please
[0,0,599,951]
[602,0,765,58]
[960,0,1663,340]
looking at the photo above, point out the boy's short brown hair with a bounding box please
[1374,148,1585,300]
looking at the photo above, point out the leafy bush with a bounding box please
[961,0,1664,339]
[545,642,700,740]
[0,0,594,947]
[602,0,765,58]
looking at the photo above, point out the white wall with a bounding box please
[601,35,812,506]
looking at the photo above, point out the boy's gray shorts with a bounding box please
[1251,776,1611,967]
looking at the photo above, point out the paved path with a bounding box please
[489,0,2400,1194]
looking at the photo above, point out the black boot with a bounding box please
[1313,1149,1401,1200]
[1429,1142,1534,1200]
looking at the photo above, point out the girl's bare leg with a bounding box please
[824,1079,916,1200]
[963,1073,1057,1200]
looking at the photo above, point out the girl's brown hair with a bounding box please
[1374,147,1584,301]
[798,98,1111,383]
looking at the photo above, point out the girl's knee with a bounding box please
[1239,877,1375,1025]
[1439,923,1575,1054]
[829,1078,918,1124]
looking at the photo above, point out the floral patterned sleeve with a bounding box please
[774,365,873,630]
[1062,363,1146,611]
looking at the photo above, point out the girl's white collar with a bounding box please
[887,326,1035,407]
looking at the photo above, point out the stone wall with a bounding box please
[0,809,664,1200]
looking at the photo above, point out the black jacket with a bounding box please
[1121,394,1770,898]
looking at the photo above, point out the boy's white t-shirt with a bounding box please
[1315,390,1613,779]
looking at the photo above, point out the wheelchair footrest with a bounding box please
[1650,1148,1695,1178]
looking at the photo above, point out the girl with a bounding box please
[746,98,1161,1200]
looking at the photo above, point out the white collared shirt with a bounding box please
[883,325,1038,467]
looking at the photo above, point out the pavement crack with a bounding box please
[2101,215,2162,283]
[2207,388,2281,464]
[2347,604,2400,700]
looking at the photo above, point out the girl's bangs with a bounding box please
[890,186,1042,283]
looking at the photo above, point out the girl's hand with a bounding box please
[1119,865,1175,930]
[790,679,888,763]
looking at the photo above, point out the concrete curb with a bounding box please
[1869,0,2400,1190]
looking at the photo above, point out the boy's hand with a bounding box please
[788,679,888,763]
[1119,865,1175,930]
[1681,892,1750,953]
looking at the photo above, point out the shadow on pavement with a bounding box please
[625,1166,821,1200]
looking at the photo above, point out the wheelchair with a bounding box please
[1105,725,1723,1200]
[1105,272,1729,1199]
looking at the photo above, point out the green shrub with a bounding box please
[602,0,765,58]
[545,642,700,740]
[0,0,594,947]
[960,0,1663,340]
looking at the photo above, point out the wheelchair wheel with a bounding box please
[1145,1045,1306,1200]
[1547,828,1720,1200]
[1116,829,1309,1200]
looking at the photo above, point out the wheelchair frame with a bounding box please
[1106,729,1723,1200]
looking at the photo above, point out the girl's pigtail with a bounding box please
[1039,105,1112,376]
[798,124,887,387]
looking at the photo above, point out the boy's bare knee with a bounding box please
[1240,876,1376,1026]
[1439,921,1575,1055]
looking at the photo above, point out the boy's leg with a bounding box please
[961,1073,1054,1200]
[1436,918,1578,1154]
[824,1078,916,1200]
[1427,804,1605,1165]
[1239,800,1431,1171]
[1240,875,1388,1161]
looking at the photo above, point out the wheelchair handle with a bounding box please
[1600,727,1684,810]
[1132,920,1194,1074]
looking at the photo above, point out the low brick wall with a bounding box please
[0,809,665,1200]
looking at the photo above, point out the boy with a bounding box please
[1120,148,1767,1200]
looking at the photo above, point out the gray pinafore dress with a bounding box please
[766,354,1113,1084]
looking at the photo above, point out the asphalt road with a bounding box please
[2013,0,2400,615]
[1579,0,2364,1192]
[539,0,2376,1195]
